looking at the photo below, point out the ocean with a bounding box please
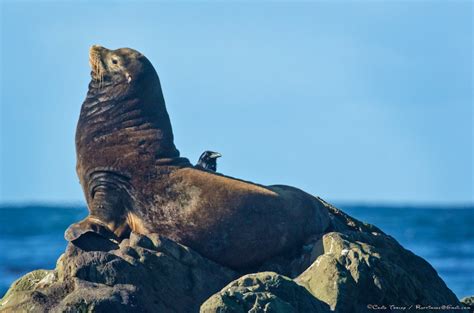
[0,204,472,299]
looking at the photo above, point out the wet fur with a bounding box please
[67,46,330,269]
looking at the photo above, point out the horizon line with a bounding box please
[0,200,472,210]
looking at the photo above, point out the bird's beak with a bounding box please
[210,152,222,159]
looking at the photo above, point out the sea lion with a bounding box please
[66,45,330,269]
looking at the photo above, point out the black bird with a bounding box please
[196,151,222,172]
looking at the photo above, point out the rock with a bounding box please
[460,296,474,311]
[251,198,388,279]
[295,199,461,313]
[200,272,330,313]
[1,198,463,312]
[253,233,326,279]
[0,270,56,312]
[0,232,237,313]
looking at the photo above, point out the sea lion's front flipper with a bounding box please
[66,169,133,243]
[65,217,119,242]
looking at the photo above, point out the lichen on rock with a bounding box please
[200,272,330,313]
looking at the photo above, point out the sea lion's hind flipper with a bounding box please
[64,217,119,243]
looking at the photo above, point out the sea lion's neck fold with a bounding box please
[77,80,180,159]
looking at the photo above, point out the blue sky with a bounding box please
[0,1,472,204]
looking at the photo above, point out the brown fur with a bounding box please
[66,45,330,269]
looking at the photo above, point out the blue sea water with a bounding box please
[0,204,472,299]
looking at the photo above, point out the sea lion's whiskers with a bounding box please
[92,56,104,89]
[92,58,97,79]
[99,61,104,89]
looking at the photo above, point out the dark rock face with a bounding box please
[1,200,463,313]
[0,232,237,313]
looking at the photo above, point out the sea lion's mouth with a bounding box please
[89,45,107,83]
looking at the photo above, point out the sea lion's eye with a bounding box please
[112,59,118,64]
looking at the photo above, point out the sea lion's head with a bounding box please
[88,45,157,92]
[80,45,182,160]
